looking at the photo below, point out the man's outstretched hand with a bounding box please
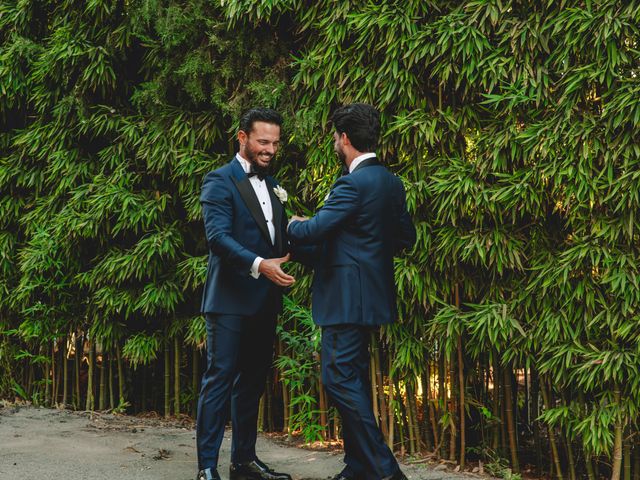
[258,253,295,287]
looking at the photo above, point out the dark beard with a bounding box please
[246,153,271,176]
[335,146,347,172]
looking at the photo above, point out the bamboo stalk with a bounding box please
[86,341,94,411]
[192,346,199,416]
[373,333,389,440]
[457,336,465,468]
[318,356,328,440]
[174,335,180,415]
[108,352,114,409]
[74,335,81,409]
[116,343,125,407]
[164,324,171,418]
[387,354,395,451]
[449,356,456,462]
[531,368,543,476]
[438,349,447,458]
[421,372,433,450]
[62,339,68,407]
[50,342,56,406]
[99,350,106,410]
[540,378,563,480]
[492,357,501,452]
[503,364,519,471]
[611,386,623,480]
[370,340,380,427]
[623,429,631,480]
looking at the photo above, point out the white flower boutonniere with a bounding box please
[273,185,288,203]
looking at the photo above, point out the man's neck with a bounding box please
[347,151,376,173]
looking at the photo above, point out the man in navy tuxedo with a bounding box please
[197,108,295,480]
[288,103,416,480]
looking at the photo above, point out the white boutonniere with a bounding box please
[273,185,288,203]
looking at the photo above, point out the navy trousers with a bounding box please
[196,310,277,470]
[321,324,399,480]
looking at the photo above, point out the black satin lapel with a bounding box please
[232,176,272,245]
[268,185,284,254]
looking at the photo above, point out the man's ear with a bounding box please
[340,132,351,146]
[238,130,247,147]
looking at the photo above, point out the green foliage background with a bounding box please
[2,0,640,476]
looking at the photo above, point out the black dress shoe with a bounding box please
[230,458,292,480]
[197,467,222,480]
[381,470,407,480]
[331,468,363,480]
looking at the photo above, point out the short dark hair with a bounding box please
[239,108,283,134]
[331,103,380,152]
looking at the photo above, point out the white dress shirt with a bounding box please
[236,154,275,278]
[348,152,376,173]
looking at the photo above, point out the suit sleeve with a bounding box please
[393,178,417,254]
[288,176,359,245]
[200,171,257,275]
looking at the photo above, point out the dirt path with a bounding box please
[0,405,478,480]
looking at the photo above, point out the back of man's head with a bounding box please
[331,103,380,153]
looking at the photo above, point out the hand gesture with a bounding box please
[258,253,295,287]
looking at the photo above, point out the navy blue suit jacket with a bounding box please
[288,158,416,326]
[200,157,288,315]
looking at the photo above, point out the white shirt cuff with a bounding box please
[250,256,264,278]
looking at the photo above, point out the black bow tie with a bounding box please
[341,164,349,176]
[247,170,265,181]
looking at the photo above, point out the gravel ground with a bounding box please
[0,404,482,480]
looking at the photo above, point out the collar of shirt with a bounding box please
[235,154,255,176]
[348,152,377,173]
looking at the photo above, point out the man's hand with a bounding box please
[290,215,309,223]
[258,253,295,287]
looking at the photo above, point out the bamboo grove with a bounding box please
[1,1,640,478]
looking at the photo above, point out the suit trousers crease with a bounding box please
[196,307,277,470]
[321,324,399,480]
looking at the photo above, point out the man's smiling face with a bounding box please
[239,121,281,173]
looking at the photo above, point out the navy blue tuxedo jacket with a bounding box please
[200,158,288,316]
[288,158,416,326]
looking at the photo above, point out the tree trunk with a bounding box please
[503,364,519,471]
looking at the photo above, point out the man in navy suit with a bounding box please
[197,108,295,480]
[288,103,416,480]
